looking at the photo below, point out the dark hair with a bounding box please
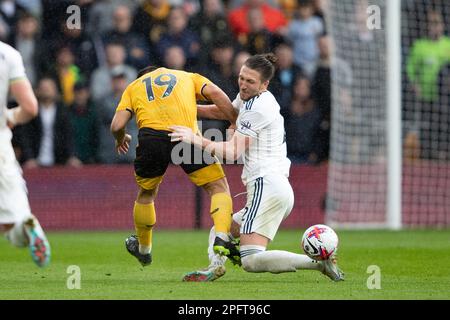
[137,65,159,78]
[244,53,278,82]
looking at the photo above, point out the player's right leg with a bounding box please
[181,156,234,254]
[202,177,234,250]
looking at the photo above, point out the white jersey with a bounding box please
[0,41,27,133]
[233,91,291,185]
[0,41,32,224]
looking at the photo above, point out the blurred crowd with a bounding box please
[1,0,331,168]
[3,0,449,168]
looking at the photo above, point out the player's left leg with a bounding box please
[238,176,321,273]
[129,128,172,266]
[182,225,231,282]
[0,155,50,267]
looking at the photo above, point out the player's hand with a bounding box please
[5,107,17,129]
[168,126,198,144]
[115,133,132,155]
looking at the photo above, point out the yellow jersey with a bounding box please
[116,67,212,131]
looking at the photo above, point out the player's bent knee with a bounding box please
[137,187,158,204]
[202,177,230,196]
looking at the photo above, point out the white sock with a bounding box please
[5,218,29,247]
[207,226,226,267]
[215,231,230,242]
[241,245,322,274]
[139,245,151,255]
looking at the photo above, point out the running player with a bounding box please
[0,40,51,267]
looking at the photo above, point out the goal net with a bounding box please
[325,0,450,228]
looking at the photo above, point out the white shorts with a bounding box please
[0,129,31,224]
[233,174,294,241]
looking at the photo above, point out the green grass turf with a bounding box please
[0,229,449,300]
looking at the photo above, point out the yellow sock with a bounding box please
[133,202,156,254]
[210,193,233,236]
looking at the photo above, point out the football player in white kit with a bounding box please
[0,41,51,267]
[169,53,344,282]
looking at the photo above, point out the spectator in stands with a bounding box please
[49,19,99,79]
[199,37,237,137]
[90,41,137,101]
[244,7,276,54]
[407,10,450,103]
[69,81,98,164]
[20,77,82,168]
[96,66,138,164]
[286,75,321,164]
[49,46,83,107]
[286,0,324,77]
[406,10,450,160]
[189,0,232,62]
[132,0,172,63]
[312,34,331,162]
[0,0,26,43]
[202,36,237,99]
[156,6,201,68]
[86,0,117,37]
[228,0,287,44]
[103,5,151,70]
[163,45,187,70]
[12,11,42,86]
[312,0,326,24]
[270,41,302,121]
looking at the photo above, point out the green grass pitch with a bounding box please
[0,229,449,300]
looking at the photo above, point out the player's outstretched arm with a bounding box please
[201,84,238,124]
[169,125,250,161]
[6,79,38,127]
[197,104,231,120]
